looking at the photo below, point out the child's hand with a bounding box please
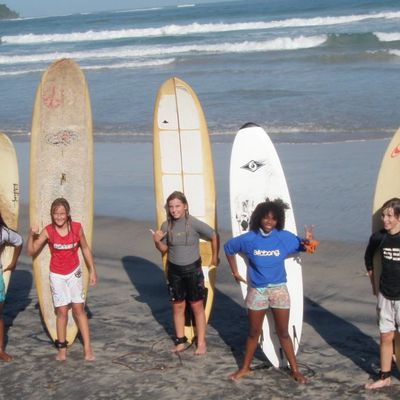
[30,226,40,236]
[304,225,314,241]
[303,225,320,253]
[211,256,219,267]
[151,229,167,243]
[89,269,97,286]
[3,263,16,273]
[232,272,247,284]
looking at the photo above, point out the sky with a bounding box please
[4,0,221,18]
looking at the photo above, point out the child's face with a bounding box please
[168,198,187,220]
[382,207,400,234]
[52,205,68,227]
[260,212,277,233]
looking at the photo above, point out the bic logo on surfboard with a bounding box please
[240,159,266,172]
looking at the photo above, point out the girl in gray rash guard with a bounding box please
[152,191,219,355]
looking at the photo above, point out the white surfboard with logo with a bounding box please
[229,122,303,367]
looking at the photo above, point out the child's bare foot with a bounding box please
[55,348,67,361]
[195,342,207,355]
[228,367,252,380]
[291,370,309,384]
[0,350,13,362]
[84,352,95,361]
[365,377,391,390]
[171,336,188,353]
[171,343,186,353]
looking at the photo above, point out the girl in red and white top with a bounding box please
[27,198,97,361]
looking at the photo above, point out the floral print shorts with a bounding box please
[246,284,290,311]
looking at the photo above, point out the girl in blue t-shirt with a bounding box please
[224,198,318,383]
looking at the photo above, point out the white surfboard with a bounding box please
[229,122,303,367]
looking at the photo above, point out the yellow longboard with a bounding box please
[30,58,93,344]
[372,126,400,370]
[153,77,217,343]
[0,132,19,293]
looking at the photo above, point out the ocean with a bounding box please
[1,0,399,241]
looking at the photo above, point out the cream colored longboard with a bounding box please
[30,58,93,344]
[372,126,400,370]
[153,77,217,343]
[0,132,19,293]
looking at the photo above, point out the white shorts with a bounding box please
[50,265,86,307]
[377,292,400,333]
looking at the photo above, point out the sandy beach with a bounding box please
[2,0,400,397]
[1,204,398,400]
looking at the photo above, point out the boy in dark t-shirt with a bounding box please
[365,197,400,389]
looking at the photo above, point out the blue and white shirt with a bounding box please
[0,226,23,269]
[224,229,303,288]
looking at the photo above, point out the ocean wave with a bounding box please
[114,7,162,14]
[0,36,327,65]
[3,11,400,45]
[388,49,400,57]
[374,32,400,42]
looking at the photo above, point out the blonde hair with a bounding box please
[50,197,72,231]
[165,191,189,245]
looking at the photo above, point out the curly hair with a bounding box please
[249,198,290,232]
[382,197,400,218]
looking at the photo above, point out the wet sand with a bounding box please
[2,207,398,399]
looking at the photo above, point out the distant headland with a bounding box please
[0,4,19,19]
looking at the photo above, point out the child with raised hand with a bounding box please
[364,197,400,390]
[0,212,23,362]
[224,198,318,383]
[152,191,219,355]
[27,198,97,361]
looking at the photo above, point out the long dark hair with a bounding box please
[249,198,289,232]
[165,191,189,244]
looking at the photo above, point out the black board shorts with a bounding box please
[167,258,205,303]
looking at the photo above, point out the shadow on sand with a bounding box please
[4,267,33,326]
[122,255,265,368]
[304,297,382,376]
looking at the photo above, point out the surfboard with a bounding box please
[372,126,400,370]
[153,77,217,343]
[30,58,93,344]
[0,132,19,293]
[229,122,303,367]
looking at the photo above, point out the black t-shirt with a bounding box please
[365,230,400,300]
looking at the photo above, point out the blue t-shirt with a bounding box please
[224,229,303,287]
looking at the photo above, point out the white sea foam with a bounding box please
[388,49,400,57]
[115,7,162,14]
[3,11,399,45]
[374,32,400,42]
[0,35,327,65]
